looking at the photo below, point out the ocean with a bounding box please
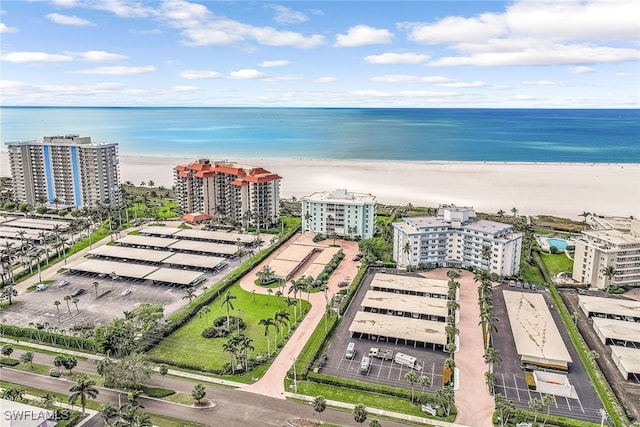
[1,107,638,163]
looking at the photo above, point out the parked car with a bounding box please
[36,284,48,291]
[71,288,86,297]
[352,253,363,261]
[121,289,132,296]
[58,280,69,287]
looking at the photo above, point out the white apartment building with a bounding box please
[174,159,281,227]
[5,135,120,208]
[301,189,376,240]
[572,220,640,289]
[393,205,522,276]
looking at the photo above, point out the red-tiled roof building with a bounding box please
[173,159,281,228]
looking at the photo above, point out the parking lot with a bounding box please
[6,251,242,329]
[492,284,607,424]
[318,268,447,392]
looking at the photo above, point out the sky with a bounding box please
[0,0,639,107]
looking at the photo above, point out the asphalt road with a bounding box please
[1,367,419,427]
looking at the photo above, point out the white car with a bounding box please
[121,289,132,296]
[58,280,70,287]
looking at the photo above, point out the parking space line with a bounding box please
[576,396,585,413]
[500,373,509,399]
[512,374,521,401]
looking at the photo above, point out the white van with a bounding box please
[345,342,356,359]
[395,352,422,371]
[360,356,371,374]
[36,284,48,292]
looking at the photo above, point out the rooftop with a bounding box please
[303,188,376,204]
[610,345,640,375]
[361,290,448,317]
[581,229,640,246]
[592,317,640,342]
[348,311,446,345]
[578,295,640,318]
[503,290,572,365]
[370,272,449,295]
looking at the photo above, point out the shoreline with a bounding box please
[1,152,638,219]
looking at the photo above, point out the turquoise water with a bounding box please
[1,107,639,162]
[547,238,568,250]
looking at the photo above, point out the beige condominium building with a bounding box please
[572,220,640,289]
[301,188,376,239]
[5,135,120,208]
[392,205,522,276]
[174,159,281,228]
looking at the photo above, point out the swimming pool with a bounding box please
[547,238,568,250]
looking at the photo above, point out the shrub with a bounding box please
[201,327,229,338]
[0,357,19,366]
[49,370,61,378]
[142,386,175,398]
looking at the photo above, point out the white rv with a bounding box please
[394,352,422,371]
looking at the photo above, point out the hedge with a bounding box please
[0,357,20,366]
[293,313,338,380]
[339,265,367,315]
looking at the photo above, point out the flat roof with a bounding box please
[362,290,448,317]
[349,311,447,345]
[592,317,640,342]
[370,273,449,295]
[139,226,181,236]
[174,228,256,244]
[0,228,41,239]
[169,239,238,255]
[275,244,317,262]
[5,218,69,230]
[116,235,179,248]
[89,245,173,263]
[314,247,341,264]
[583,229,640,246]
[503,290,572,365]
[301,263,325,279]
[579,295,640,318]
[164,253,225,269]
[610,346,640,375]
[268,259,301,278]
[145,268,204,286]
[70,259,158,279]
[303,189,376,204]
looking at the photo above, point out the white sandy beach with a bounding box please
[1,152,638,219]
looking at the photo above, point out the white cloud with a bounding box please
[94,0,156,18]
[314,77,337,83]
[229,69,267,79]
[168,85,201,92]
[262,75,304,82]
[179,69,221,79]
[0,22,18,33]
[570,66,595,74]
[521,80,567,86]
[161,0,324,48]
[334,25,393,47]
[370,74,453,83]
[46,13,95,26]
[435,80,487,88]
[73,66,156,75]
[266,4,308,24]
[429,45,640,67]
[51,0,78,6]
[259,60,290,67]
[511,94,538,101]
[75,50,129,62]
[364,52,429,64]
[402,0,640,67]
[0,51,74,63]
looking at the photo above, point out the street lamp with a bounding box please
[291,356,297,393]
[237,309,242,335]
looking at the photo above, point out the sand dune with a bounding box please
[1,152,638,219]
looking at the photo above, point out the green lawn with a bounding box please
[148,281,310,372]
[539,252,574,275]
[519,260,546,285]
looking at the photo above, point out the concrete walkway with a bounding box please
[238,232,360,399]
[446,269,495,427]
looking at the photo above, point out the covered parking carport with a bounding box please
[592,317,640,348]
[578,295,640,322]
[361,290,448,322]
[69,259,159,280]
[163,252,226,271]
[145,268,205,287]
[348,311,447,350]
[116,235,179,249]
[168,239,238,257]
[370,273,449,299]
[610,346,640,382]
[88,245,173,264]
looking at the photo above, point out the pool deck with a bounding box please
[536,236,571,252]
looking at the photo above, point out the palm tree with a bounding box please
[99,403,118,427]
[238,335,254,371]
[267,288,273,305]
[579,211,590,229]
[199,305,211,325]
[436,386,455,417]
[221,292,237,328]
[313,396,326,422]
[496,209,506,221]
[542,394,555,426]
[404,371,418,402]
[485,371,496,394]
[69,375,99,414]
[64,295,72,314]
[353,404,368,426]
[483,347,502,372]
[529,397,543,424]
[2,285,17,305]
[223,339,238,374]
[286,298,297,327]
[288,279,305,321]
[258,317,276,356]
[182,287,196,305]
[510,207,518,217]
[402,242,411,268]
[304,211,312,233]
[275,309,290,339]
[419,375,431,392]
[72,297,80,313]
[93,281,100,298]
[601,266,617,292]
[54,300,61,323]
